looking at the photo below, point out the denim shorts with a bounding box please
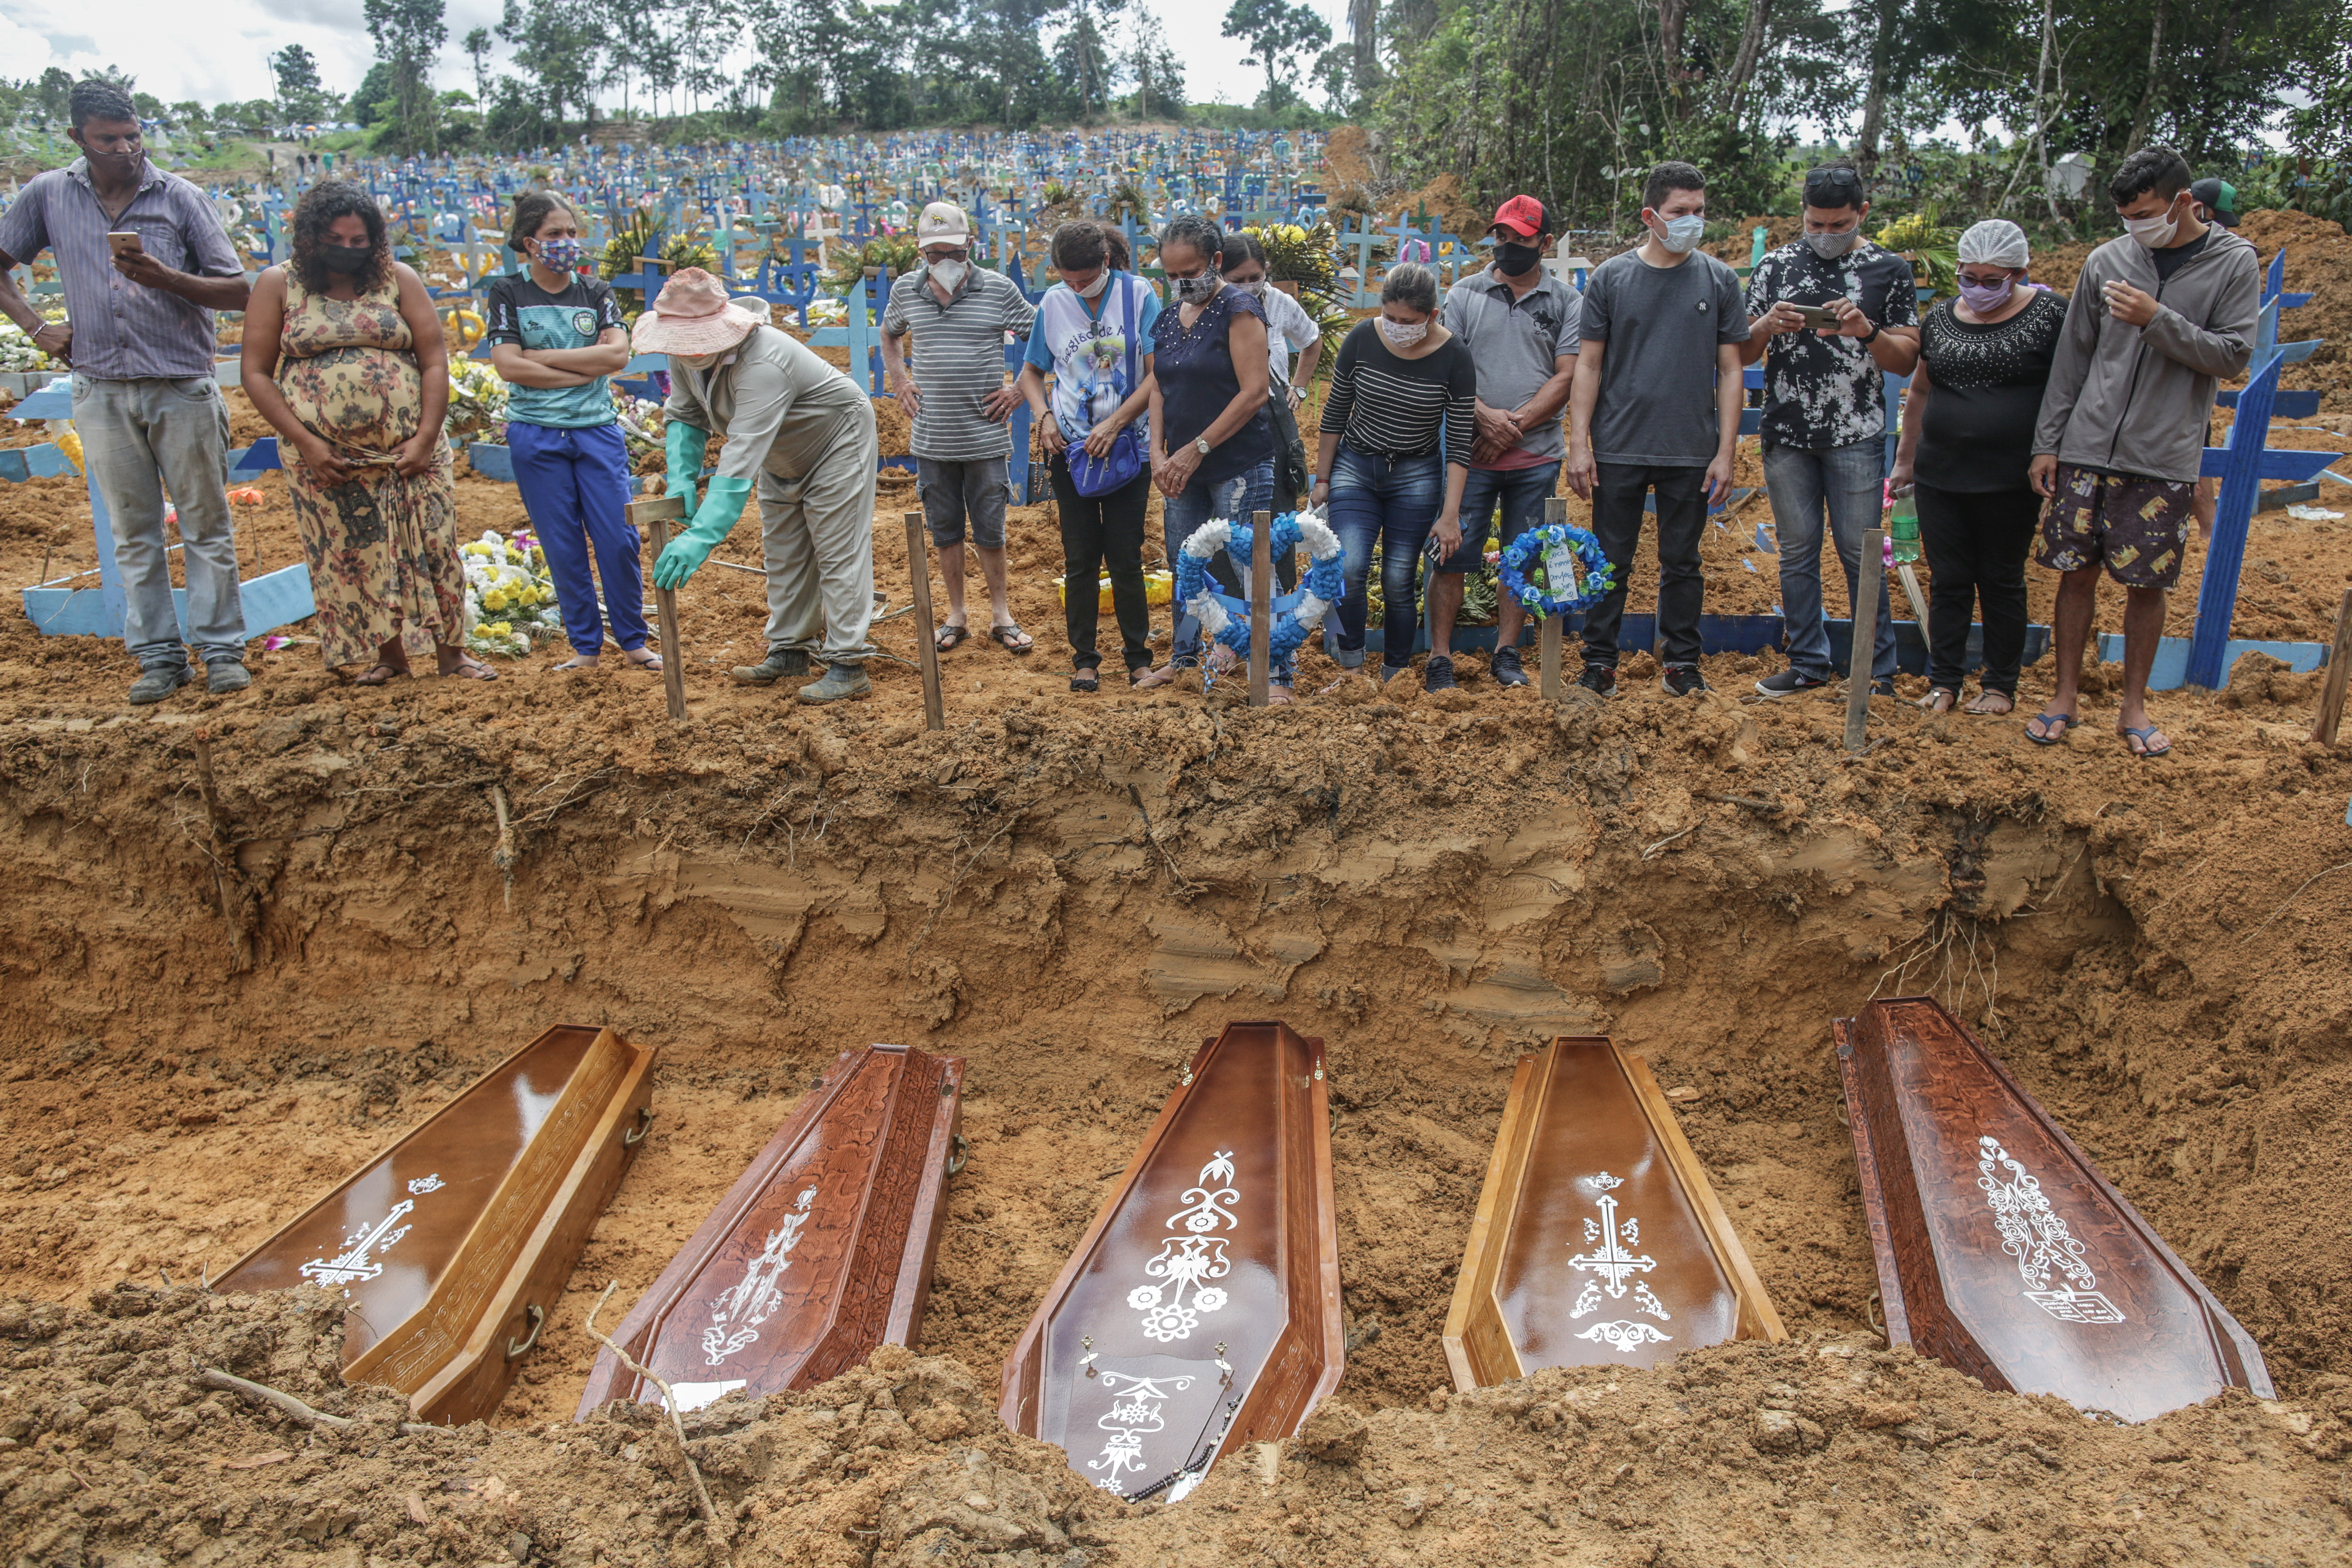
[1436,460,1562,573]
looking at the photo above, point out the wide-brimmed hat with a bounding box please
[632,268,766,356]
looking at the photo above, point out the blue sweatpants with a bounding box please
[507,420,648,655]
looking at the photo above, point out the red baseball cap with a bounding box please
[1491,195,1548,239]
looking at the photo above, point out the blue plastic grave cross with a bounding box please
[2185,354,2345,687]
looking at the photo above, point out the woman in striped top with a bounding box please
[1310,263,1475,681]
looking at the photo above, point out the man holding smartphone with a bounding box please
[1740,163,1919,701]
[0,80,252,703]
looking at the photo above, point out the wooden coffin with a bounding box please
[1837,997,2272,1420]
[1001,1021,1342,1503]
[576,1043,964,1417]
[1444,1037,1783,1388]
[215,1024,656,1426]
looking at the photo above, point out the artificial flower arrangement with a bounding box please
[446,359,511,442]
[460,529,563,657]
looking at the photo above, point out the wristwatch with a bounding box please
[1859,322,1881,345]
[1193,436,1212,457]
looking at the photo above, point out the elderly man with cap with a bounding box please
[880,201,1038,657]
[1890,218,2070,717]
[638,268,881,703]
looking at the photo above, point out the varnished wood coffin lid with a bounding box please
[1444,1037,1783,1390]
[214,1024,657,1425]
[576,1043,964,1418]
[1000,1021,1343,1502]
[1837,997,2272,1420]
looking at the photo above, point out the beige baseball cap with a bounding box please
[915,201,970,248]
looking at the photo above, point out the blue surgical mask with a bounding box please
[1652,213,1706,254]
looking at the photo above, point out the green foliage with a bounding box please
[1873,211,1958,296]
[824,234,922,293]
[363,0,449,152]
[1222,0,1331,114]
[269,45,336,123]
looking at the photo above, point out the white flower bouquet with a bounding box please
[460,529,564,657]
[0,321,62,373]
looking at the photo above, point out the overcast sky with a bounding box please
[3,0,1351,117]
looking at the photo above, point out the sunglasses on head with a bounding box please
[1807,168,1864,197]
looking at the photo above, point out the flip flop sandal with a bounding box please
[628,651,664,672]
[1966,692,2015,716]
[351,663,404,687]
[552,657,598,672]
[2024,709,2077,746]
[2119,723,2172,759]
[449,657,500,682]
[935,623,971,653]
[990,623,1035,655]
[1918,687,1957,713]
[1070,668,1100,693]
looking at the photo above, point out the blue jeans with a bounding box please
[1163,459,1279,672]
[1326,443,1443,669]
[1438,460,1560,576]
[508,420,647,656]
[1765,439,1897,682]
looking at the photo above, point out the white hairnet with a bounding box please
[1956,219,2030,270]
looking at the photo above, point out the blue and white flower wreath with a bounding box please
[1498,523,1618,618]
[1174,510,1347,659]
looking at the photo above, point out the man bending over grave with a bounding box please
[2026,146,2258,758]
[0,79,252,704]
[637,269,881,703]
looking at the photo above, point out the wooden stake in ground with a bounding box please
[1249,509,1271,707]
[2313,587,2352,747]
[628,494,689,722]
[904,511,944,731]
[1845,528,1885,752]
[1539,496,1566,699]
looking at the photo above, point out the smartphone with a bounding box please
[106,231,143,257]
[1792,304,1842,329]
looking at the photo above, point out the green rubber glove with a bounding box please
[664,420,709,504]
[653,474,752,589]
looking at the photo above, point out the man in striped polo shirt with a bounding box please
[881,202,1039,655]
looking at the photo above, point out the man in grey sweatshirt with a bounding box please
[2027,145,2259,757]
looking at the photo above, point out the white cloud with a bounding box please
[13,0,1348,117]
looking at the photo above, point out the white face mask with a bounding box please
[1236,279,1267,298]
[2123,201,2184,250]
[1378,318,1429,348]
[674,350,721,371]
[927,258,969,290]
[1650,212,1707,254]
[1072,272,1108,299]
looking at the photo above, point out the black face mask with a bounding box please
[319,244,373,276]
[1493,241,1541,277]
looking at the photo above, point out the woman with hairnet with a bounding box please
[1890,219,2068,717]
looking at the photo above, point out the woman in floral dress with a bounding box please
[240,181,492,683]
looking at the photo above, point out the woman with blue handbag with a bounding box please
[1017,222,1160,692]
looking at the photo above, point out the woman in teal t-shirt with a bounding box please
[486,192,656,671]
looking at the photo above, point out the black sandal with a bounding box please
[934,623,971,653]
[1070,668,1100,693]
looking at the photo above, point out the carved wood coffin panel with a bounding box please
[1445,1037,1783,1388]
[1001,1021,1342,1503]
[1837,997,2272,1421]
[576,1044,964,1418]
[215,1024,657,1425]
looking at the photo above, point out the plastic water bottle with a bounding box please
[1888,494,1921,565]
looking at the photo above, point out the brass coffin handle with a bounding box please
[505,1303,544,1361]
[623,1106,654,1148]
[945,1133,970,1176]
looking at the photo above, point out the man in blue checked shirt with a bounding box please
[0,80,253,703]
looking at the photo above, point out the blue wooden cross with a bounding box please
[2185,354,2344,687]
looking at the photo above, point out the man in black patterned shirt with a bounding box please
[1740,164,1920,699]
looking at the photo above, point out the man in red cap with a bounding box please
[1425,195,1580,692]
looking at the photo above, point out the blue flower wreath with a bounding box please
[1498,523,1617,617]
[1173,512,1347,658]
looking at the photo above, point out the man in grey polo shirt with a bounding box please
[0,80,252,703]
[1425,196,1579,691]
[880,201,1038,656]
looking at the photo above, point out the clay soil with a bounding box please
[6,234,2352,1568]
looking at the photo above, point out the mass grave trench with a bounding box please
[0,753,2312,1441]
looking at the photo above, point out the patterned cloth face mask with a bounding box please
[535,237,584,271]
[1378,318,1429,348]
[1170,270,1221,305]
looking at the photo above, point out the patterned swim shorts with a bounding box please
[2036,464,2195,589]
